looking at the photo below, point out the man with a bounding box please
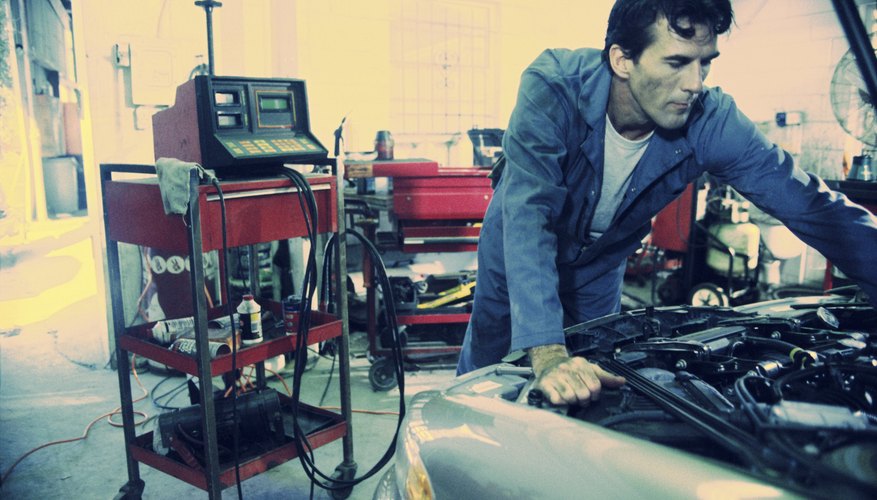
[457,0,877,406]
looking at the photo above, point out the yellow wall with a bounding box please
[77,0,616,166]
[294,0,614,161]
[71,0,874,321]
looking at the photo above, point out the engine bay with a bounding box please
[556,295,877,498]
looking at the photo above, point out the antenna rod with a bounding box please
[195,0,223,76]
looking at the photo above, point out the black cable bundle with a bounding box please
[208,175,246,499]
[275,166,407,495]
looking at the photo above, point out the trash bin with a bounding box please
[42,156,80,216]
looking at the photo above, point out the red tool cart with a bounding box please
[101,164,354,498]
[345,159,492,390]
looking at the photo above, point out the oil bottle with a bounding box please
[237,294,263,345]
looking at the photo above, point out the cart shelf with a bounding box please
[120,307,341,377]
[130,398,346,491]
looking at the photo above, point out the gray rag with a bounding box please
[155,157,201,215]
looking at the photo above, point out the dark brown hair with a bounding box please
[602,0,734,64]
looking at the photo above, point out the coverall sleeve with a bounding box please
[501,65,574,352]
[698,93,877,306]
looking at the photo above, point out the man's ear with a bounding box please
[608,44,632,79]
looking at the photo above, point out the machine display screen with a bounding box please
[259,95,290,111]
[255,90,295,129]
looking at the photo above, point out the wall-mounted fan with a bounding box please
[831,45,877,147]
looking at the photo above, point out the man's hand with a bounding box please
[529,344,626,406]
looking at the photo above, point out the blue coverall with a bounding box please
[457,48,877,375]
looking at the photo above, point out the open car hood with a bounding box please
[390,293,876,500]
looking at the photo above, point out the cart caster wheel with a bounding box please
[330,461,357,499]
[113,479,144,500]
[368,357,398,391]
[330,485,353,500]
[688,283,730,307]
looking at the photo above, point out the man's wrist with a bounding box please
[528,344,569,377]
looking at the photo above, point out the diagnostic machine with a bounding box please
[153,75,328,174]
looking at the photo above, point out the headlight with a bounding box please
[396,423,434,500]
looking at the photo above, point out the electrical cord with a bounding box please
[0,355,151,486]
[261,363,398,416]
[317,235,339,408]
[275,166,407,494]
[151,376,189,411]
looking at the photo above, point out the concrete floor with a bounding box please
[0,224,456,500]
[0,220,658,500]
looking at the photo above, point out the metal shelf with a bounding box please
[129,397,346,491]
[120,305,340,377]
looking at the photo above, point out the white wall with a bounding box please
[497,0,614,142]
[79,0,204,164]
[77,0,873,175]
[78,0,298,165]
[708,0,875,284]
[77,0,873,292]
[709,0,874,181]
[78,0,616,166]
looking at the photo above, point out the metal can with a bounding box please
[282,295,302,335]
[850,154,874,181]
[169,339,231,359]
[149,316,196,345]
[859,155,873,182]
[375,130,394,160]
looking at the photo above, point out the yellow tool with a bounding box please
[416,281,476,309]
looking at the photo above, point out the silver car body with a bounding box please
[375,294,876,499]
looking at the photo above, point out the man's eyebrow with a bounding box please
[664,51,721,63]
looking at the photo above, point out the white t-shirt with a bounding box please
[590,116,653,239]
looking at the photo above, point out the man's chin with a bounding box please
[656,114,690,131]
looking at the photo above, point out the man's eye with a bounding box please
[668,61,684,69]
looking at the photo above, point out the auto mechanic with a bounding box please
[457,0,877,406]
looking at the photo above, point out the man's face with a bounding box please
[626,16,719,131]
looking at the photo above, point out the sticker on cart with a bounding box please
[470,380,503,394]
[166,255,187,274]
[346,163,374,178]
[150,255,167,274]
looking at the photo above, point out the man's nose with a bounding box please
[682,63,705,95]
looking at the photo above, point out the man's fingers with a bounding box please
[536,359,627,406]
[574,366,602,402]
[542,379,589,406]
[594,365,627,387]
[539,382,563,405]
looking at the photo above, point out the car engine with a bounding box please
[556,294,877,499]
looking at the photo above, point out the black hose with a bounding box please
[275,167,407,491]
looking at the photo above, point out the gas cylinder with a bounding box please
[706,222,760,277]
